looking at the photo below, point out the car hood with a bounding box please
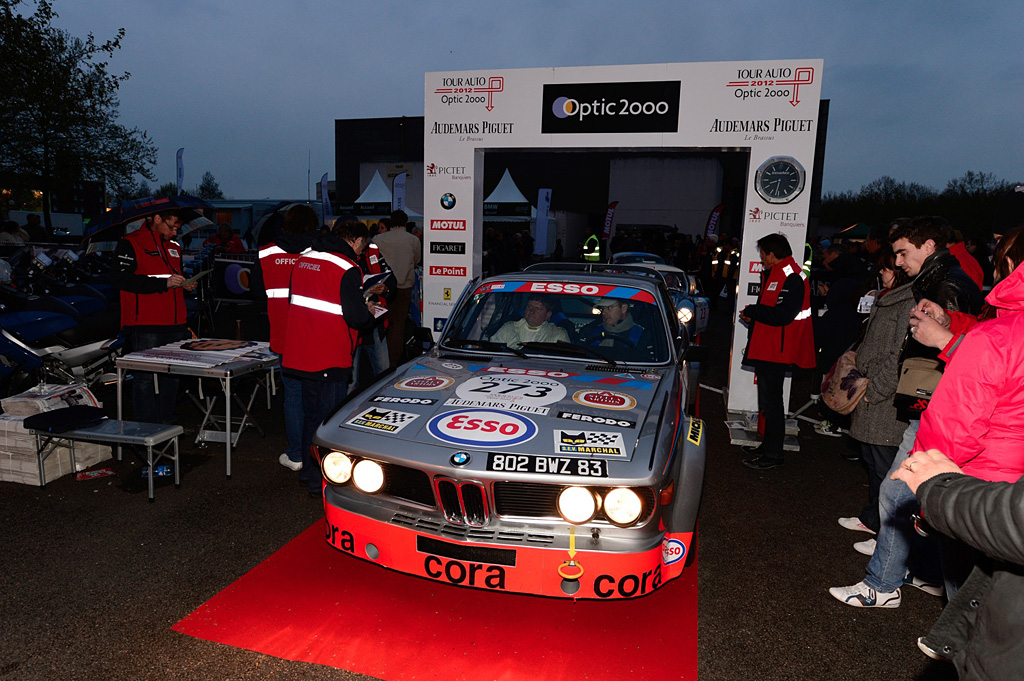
[333,355,669,462]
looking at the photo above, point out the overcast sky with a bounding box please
[50,1,1023,200]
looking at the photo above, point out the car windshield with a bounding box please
[613,252,665,264]
[442,280,670,363]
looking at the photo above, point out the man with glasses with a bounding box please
[112,210,197,423]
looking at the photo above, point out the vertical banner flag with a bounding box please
[320,173,331,224]
[535,188,552,256]
[175,148,184,196]
[704,203,723,240]
[392,172,407,212]
[602,201,619,240]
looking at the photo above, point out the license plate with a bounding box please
[486,453,608,477]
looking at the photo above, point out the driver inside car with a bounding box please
[581,298,645,347]
[489,295,569,348]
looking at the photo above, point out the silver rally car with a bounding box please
[315,264,707,599]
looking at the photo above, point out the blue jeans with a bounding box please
[349,331,389,393]
[863,421,941,592]
[299,378,348,493]
[281,372,302,463]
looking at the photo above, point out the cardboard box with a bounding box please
[0,414,112,486]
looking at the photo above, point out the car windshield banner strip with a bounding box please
[473,281,656,305]
[416,536,517,567]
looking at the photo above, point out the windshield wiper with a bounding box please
[518,341,617,366]
[446,338,528,359]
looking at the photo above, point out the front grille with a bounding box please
[494,481,657,524]
[435,478,489,526]
[380,462,435,507]
[390,513,555,544]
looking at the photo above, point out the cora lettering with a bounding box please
[424,555,507,589]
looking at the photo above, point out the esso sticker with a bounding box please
[456,375,566,407]
[572,389,637,411]
[427,409,538,448]
[662,538,686,565]
[395,375,455,391]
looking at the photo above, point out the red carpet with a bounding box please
[174,520,698,680]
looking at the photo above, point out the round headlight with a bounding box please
[352,459,385,493]
[321,451,353,485]
[604,488,644,526]
[677,307,694,324]
[557,486,599,524]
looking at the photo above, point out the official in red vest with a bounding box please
[283,218,377,496]
[253,204,317,472]
[739,233,815,469]
[112,210,197,424]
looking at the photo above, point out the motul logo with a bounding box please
[430,219,467,231]
[429,265,467,277]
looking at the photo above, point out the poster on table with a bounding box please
[423,60,824,413]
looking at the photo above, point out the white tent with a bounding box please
[483,169,535,221]
[353,171,422,220]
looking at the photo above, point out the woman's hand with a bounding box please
[890,449,963,495]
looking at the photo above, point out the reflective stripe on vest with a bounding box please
[290,294,344,316]
[266,288,289,298]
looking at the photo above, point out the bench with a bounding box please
[32,420,183,502]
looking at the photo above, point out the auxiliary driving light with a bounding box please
[352,459,385,493]
[557,486,599,524]
[604,488,643,526]
[321,451,353,485]
[677,307,694,324]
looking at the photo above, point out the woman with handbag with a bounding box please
[838,248,916,541]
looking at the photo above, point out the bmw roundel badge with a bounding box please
[450,451,470,466]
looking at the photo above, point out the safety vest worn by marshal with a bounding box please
[119,227,187,327]
[746,255,815,368]
[258,242,310,353]
[282,249,360,374]
[583,234,601,262]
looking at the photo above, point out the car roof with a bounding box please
[520,262,668,292]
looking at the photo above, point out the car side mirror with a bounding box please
[680,343,709,363]
[413,326,435,352]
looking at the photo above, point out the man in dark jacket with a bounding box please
[892,448,1024,677]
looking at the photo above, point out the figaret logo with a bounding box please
[727,67,814,106]
[435,76,504,111]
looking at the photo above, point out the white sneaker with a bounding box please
[838,517,877,534]
[854,538,877,556]
[279,453,303,471]
[904,575,945,598]
[829,581,901,608]
[814,419,843,437]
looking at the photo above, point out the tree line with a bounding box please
[820,171,1020,239]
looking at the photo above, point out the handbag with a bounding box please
[821,350,869,415]
[893,356,943,420]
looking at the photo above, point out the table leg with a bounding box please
[225,374,232,479]
[147,444,155,503]
[116,366,123,462]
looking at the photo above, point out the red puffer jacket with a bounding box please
[915,264,1024,482]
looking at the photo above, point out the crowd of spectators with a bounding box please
[820,187,1024,679]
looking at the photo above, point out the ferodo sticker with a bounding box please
[450,374,566,415]
[572,389,637,411]
[370,396,437,406]
[427,409,538,448]
[347,408,419,434]
[554,430,628,457]
[557,411,636,429]
[395,375,455,391]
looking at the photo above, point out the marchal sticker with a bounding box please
[572,389,637,411]
[395,375,455,391]
[553,430,627,457]
[427,409,538,448]
[347,408,419,434]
